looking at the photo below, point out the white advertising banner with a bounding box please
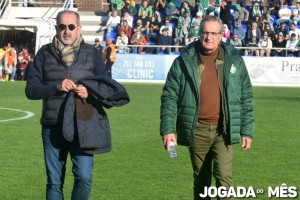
[113,54,300,87]
[243,57,300,87]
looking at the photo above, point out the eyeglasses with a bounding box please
[58,24,79,31]
[201,31,221,37]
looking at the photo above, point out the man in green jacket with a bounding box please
[160,15,254,200]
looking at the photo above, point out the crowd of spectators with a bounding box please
[98,0,300,56]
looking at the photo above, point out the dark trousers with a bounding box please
[106,61,114,78]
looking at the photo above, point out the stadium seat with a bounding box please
[270,15,277,24]
[242,24,247,30]
[245,5,251,12]
[170,22,176,30]
[229,4,236,12]
[106,31,117,41]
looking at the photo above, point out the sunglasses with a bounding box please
[58,24,78,31]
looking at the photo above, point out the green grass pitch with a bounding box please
[0,82,299,199]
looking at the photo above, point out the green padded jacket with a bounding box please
[160,40,254,146]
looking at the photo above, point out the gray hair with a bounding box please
[199,15,224,34]
[56,11,80,25]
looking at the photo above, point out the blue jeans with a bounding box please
[42,127,94,200]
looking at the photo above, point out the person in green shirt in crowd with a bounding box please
[138,0,153,17]
[110,0,123,16]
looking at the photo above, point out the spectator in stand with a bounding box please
[262,23,276,42]
[133,19,145,34]
[276,1,292,27]
[220,0,231,30]
[286,33,300,56]
[17,46,31,80]
[251,0,263,13]
[94,38,103,53]
[251,3,262,19]
[293,2,300,25]
[188,20,200,40]
[154,0,167,13]
[150,11,162,35]
[116,30,130,53]
[97,10,120,34]
[121,0,137,17]
[159,18,173,37]
[118,20,132,38]
[174,9,191,50]
[234,4,249,26]
[194,0,205,16]
[247,22,262,43]
[191,11,203,26]
[288,23,300,40]
[248,14,263,31]
[138,0,153,17]
[180,1,192,17]
[130,29,147,54]
[267,0,281,19]
[245,36,259,56]
[121,11,134,28]
[262,13,275,31]
[103,38,116,78]
[222,24,230,43]
[230,33,243,47]
[157,28,173,54]
[272,32,287,56]
[165,2,180,22]
[110,0,123,16]
[258,32,273,56]
[233,22,246,46]
[4,47,17,81]
[275,22,289,40]
[138,10,151,40]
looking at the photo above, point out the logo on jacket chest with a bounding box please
[230,64,237,74]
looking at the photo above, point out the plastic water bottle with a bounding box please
[169,140,177,158]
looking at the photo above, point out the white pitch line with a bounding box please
[0,107,35,122]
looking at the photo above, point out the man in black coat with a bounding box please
[25,10,108,200]
[157,28,173,54]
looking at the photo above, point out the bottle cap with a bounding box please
[169,140,175,146]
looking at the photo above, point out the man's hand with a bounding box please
[241,137,252,151]
[163,133,177,151]
[73,84,88,99]
[60,79,77,92]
